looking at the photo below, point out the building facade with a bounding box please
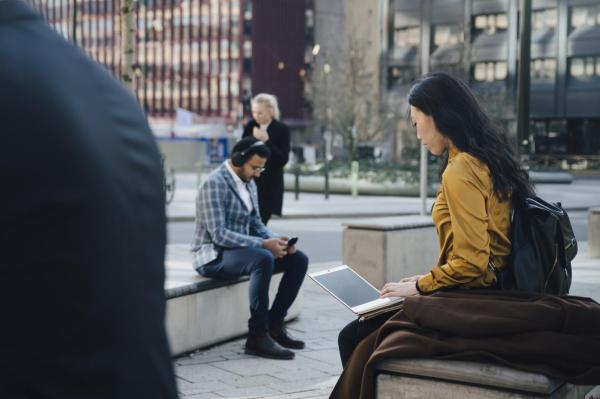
[25,0,310,124]
[386,0,600,158]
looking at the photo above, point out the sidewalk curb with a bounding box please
[167,211,422,223]
[167,206,595,223]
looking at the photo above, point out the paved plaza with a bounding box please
[170,174,600,398]
[172,248,600,399]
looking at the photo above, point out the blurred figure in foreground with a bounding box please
[0,1,178,398]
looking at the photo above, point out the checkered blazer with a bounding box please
[191,162,276,268]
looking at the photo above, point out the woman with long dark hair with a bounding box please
[331,72,534,397]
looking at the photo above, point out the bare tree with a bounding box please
[120,0,137,93]
[305,37,399,164]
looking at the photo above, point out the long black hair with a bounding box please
[408,72,534,202]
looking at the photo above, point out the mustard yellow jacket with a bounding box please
[417,147,512,294]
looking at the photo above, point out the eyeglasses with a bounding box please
[251,166,266,173]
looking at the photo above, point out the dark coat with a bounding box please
[242,118,290,217]
[0,2,177,398]
[331,290,600,399]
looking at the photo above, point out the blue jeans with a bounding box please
[197,247,309,335]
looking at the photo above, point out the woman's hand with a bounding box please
[252,126,269,142]
[380,281,419,298]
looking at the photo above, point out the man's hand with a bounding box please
[279,236,297,255]
[262,238,287,258]
[252,126,269,143]
[380,281,419,298]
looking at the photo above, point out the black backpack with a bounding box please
[495,196,577,295]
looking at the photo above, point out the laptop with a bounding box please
[308,265,403,320]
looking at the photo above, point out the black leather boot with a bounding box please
[244,332,295,360]
[269,326,305,350]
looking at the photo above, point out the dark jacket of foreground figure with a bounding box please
[331,290,600,399]
[0,1,177,398]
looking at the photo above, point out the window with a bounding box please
[569,57,600,78]
[433,24,464,47]
[243,40,252,59]
[306,9,314,28]
[394,26,420,48]
[571,5,600,29]
[243,1,252,21]
[473,61,507,82]
[473,13,508,35]
[531,58,557,80]
[532,8,557,30]
[387,67,418,87]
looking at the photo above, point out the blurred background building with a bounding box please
[23,0,600,168]
[384,0,600,164]
[26,0,313,125]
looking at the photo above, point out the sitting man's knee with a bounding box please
[251,248,276,271]
[294,250,309,272]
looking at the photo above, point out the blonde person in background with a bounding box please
[243,93,290,225]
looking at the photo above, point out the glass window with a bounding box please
[570,58,585,77]
[486,62,495,81]
[244,1,252,21]
[475,15,487,29]
[571,6,593,29]
[495,61,507,80]
[433,24,463,47]
[473,61,507,82]
[586,56,595,76]
[394,26,420,48]
[474,62,487,81]
[545,8,557,28]
[531,58,556,80]
[220,39,229,59]
[387,66,418,86]
[243,40,252,58]
[473,12,508,35]
[306,9,314,28]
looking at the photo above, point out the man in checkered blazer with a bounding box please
[192,137,309,360]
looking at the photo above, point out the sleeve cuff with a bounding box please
[416,278,429,295]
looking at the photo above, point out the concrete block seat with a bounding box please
[375,359,598,399]
[343,216,438,287]
[164,244,302,356]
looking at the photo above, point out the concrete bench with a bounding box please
[164,244,302,355]
[375,359,599,399]
[589,207,600,258]
[342,216,438,288]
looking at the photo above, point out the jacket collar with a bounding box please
[218,162,256,213]
[448,145,460,161]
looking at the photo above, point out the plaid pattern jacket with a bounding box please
[192,162,276,268]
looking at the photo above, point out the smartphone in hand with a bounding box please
[287,237,298,247]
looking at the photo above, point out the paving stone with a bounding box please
[212,358,300,377]
[176,363,243,383]
[228,374,285,388]
[260,388,333,399]
[265,376,339,394]
[176,377,230,395]
[213,385,281,398]
[176,353,228,366]
[181,393,224,399]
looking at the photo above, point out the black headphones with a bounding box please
[231,140,266,167]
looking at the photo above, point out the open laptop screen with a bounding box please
[311,267,380,308]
